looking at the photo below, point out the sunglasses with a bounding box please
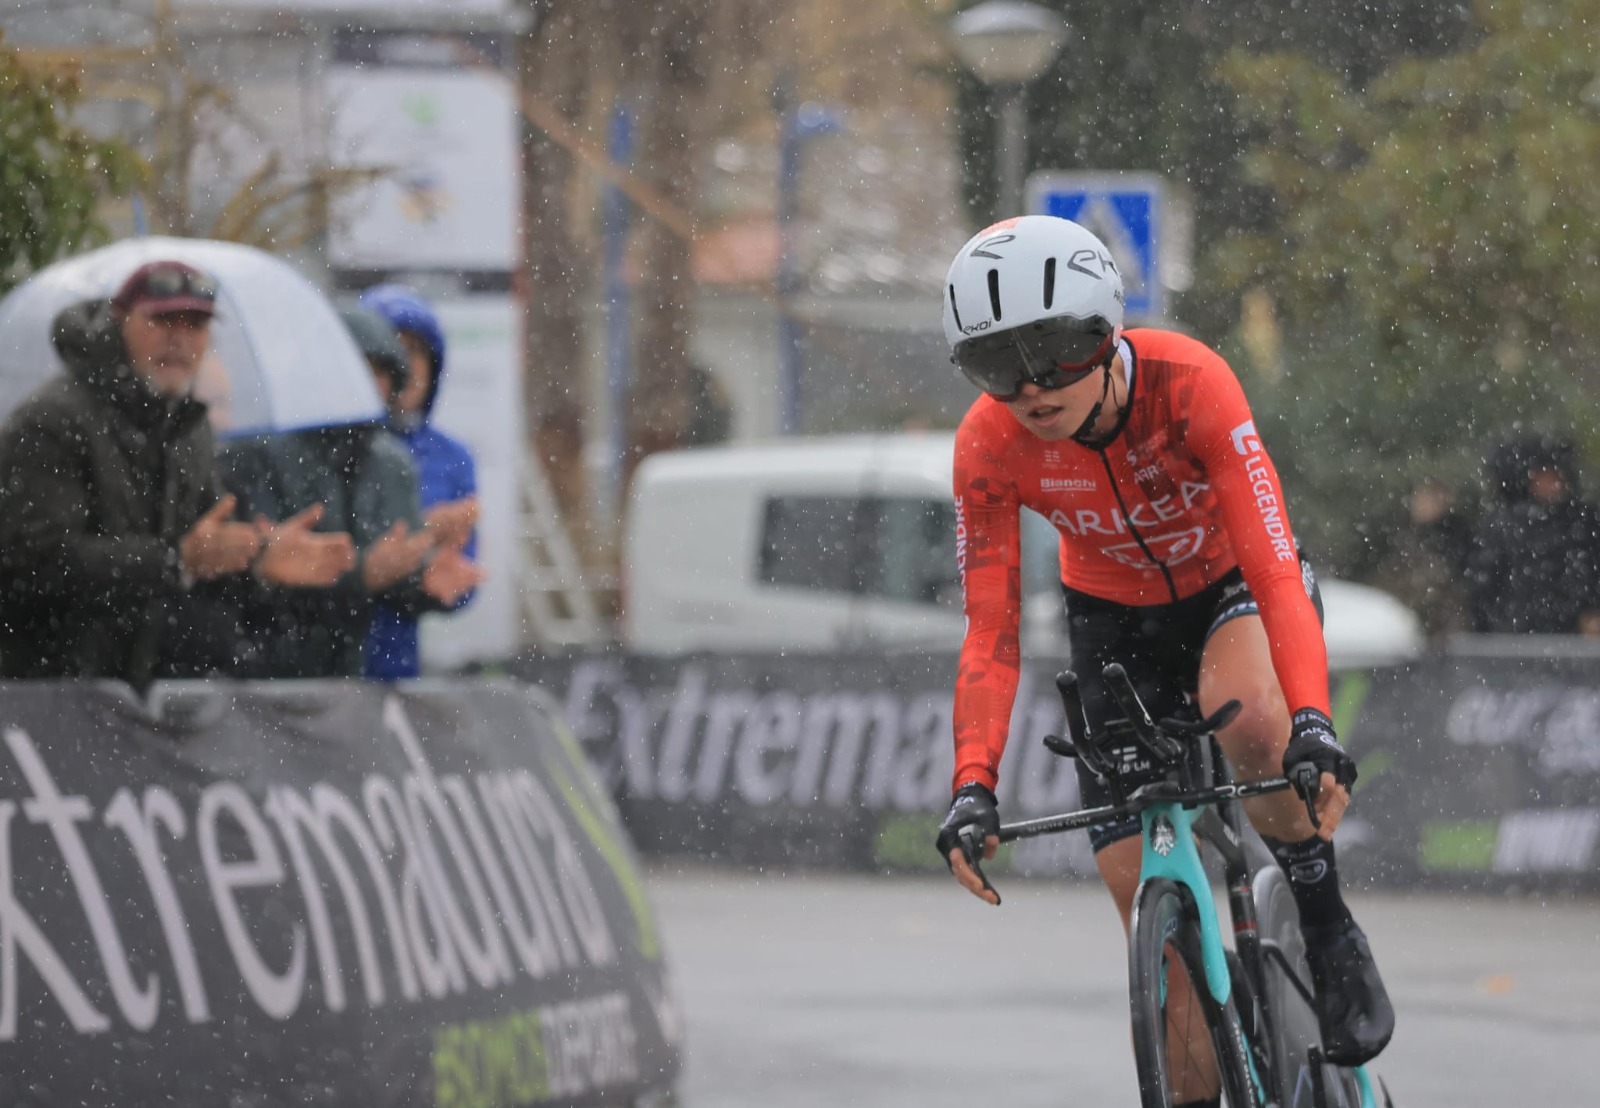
[952,314,1114,401]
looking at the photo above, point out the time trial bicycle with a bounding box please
[958,664,1394,1108]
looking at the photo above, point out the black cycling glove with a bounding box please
[1283,708,1357,792]
[934,782,1000,867]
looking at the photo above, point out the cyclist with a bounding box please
[934,216,1394,1078]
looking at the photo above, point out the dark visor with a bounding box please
[952,314,1115,400]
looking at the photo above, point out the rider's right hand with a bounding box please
[1283,707,1355,839]
[936,783,1001,905]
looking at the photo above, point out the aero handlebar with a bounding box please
[956,664,1323,891]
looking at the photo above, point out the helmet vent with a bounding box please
[987,268,1003,321]
[1043,257,1057,310]
[948,284,964,332]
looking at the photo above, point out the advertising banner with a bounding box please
[514,651,1101,880]
[512,650,1600,889]
[0,680,679,1107]
[1340,654,1600,885]
[327,39,518,271]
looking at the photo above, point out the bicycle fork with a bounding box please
[1138,803,1274,1106]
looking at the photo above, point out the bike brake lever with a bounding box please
[1289,761,1322,831]
[957,824,1001,905]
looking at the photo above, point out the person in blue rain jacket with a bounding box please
[357,285,481,678]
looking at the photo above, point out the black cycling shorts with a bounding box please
[1063,557,1323,853]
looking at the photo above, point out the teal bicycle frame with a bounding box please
[1139,801,1233,1005]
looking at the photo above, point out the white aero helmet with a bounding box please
[943,215,1125,398]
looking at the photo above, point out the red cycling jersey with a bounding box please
[952,327,1330,794]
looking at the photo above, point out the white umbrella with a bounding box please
[0,236,385,436]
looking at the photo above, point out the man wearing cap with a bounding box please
[0,259,356,687]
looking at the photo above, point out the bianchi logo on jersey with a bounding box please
[1100,526,1207,569]
[1041,477,1096,493]
[1150,816,1177,857]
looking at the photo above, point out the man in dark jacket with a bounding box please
[0,260,355,686]
[1466,435,1600,634]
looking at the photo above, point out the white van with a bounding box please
[620,432,1423,668]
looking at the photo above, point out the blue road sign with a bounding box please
[1027,171,1166,322]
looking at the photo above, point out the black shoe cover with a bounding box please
[1302,917,1396,1066]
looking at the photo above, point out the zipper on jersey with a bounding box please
[1096,449,1181,604]
[1070,339,1179,603]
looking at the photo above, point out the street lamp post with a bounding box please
[949,1,1068,219]
[773,74,843,436]
[601,99,635,521]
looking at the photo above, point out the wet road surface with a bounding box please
[645,865,1597,1107]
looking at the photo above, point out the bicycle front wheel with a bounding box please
[1129,877,1260,1108]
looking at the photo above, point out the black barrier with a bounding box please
[511,648,1600,890]
[513,650,1097,879]
[0,679,680,1108]
[1339,652,1600,887]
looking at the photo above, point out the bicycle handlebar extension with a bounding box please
[1050,664,1244,776]
[957,662,1323,897]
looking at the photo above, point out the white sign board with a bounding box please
[327,66,519,270]
[418,296,524,670]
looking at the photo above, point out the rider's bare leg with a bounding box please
[1195,613,1319,841]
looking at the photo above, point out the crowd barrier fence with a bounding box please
[510,647,1600,891]
[0,678,679,1108]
